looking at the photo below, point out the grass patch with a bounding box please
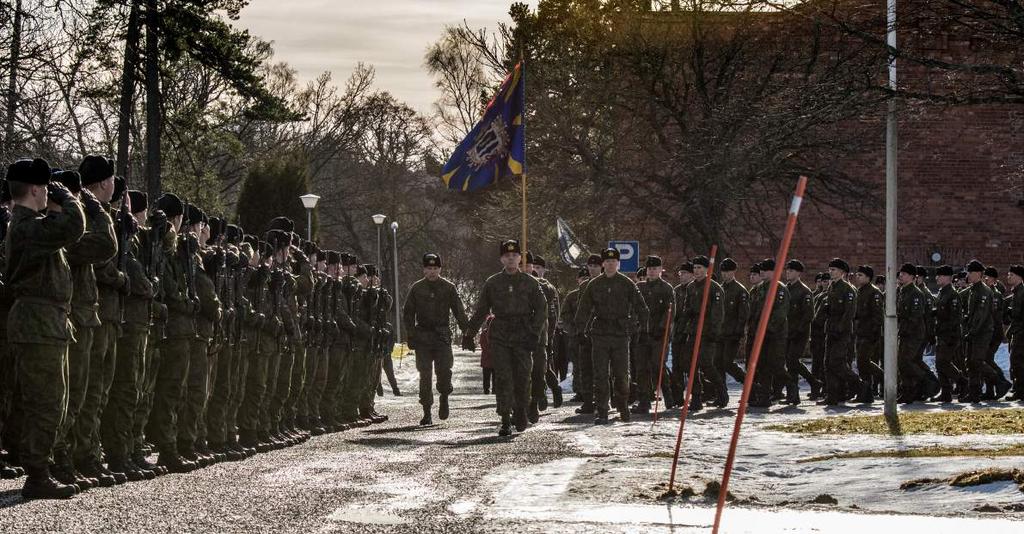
[798,443,1024,463]
[902,468,1024,493]
[768,408,1024,436]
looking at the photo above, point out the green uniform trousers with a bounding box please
[305,344,329,424]
[491,340,533,417]
[239,338,270,433]
[591,335,631,413]
[342,344,372,419]
[284,341,306,426]
[179,338,211,447]
[268,342,294,430]
[226,332,250,442]
[101,328,147,461]
[633,336,661,404]
[206,343,234,446]
[150,337,191,453]
[415,344,453,408]
[320,341,347,425]
[75,321,118,463]
[54,325,92,462]
[133,327,160,456]
[14,343,69,469]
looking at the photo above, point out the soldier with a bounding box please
[963,260,1011,402]
[670,262,694,407]
[572,253,603,413]
[335,254,365,428]
[896,263,940,403]
[717,258,748,392]
[783,260,819,404]
[559,268,590,405]
[464,240,546,436]
[525,253,561,417]
[573,247,649,424]
[932,265,965,402]
[284,237,314,441]
[632,256,673,414]
[404,253,469,425]
[684,255,726,408]
[808,272,829,399]
[207,223,244,460]
[1005,265,1024,401]
[359,264,391,424]
[983,267,1010,400]
[748,259,793,407]
[749,263,761,288]
[852,265,884,402]
[5,158,84,499]
[0,180,22,481]
[820,258,870,405]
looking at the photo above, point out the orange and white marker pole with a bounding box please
[667,244,717,491]
[651,305,673,426]
[712,176,807,534]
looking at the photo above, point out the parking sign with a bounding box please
[608,240,640,273]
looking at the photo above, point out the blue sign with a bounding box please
[608,240,640,273]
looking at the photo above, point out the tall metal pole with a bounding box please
[883,0,899,425]
[306,208,312,241]
[391,221,401,344]
[376,225,382,270]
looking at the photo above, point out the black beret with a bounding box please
[208,217,224,243]
[1010,265,1024,278]
[719,258,737,272]
[785,259,805,272]
[984,267,999,279]
[916,266,928,277]
[6,158,51,185]
[500,239,521,255]
[577,267,590,278]
[692,255,710,268]
[645,255,663,268]
[857,265,875,279]
[225,224,243,245]
[301,240,317,257]
[587,254,602,266]
[355,264,367,277]
[875,275,887,285]
[156,193,184,218]
[127,190,147,214]
[327,251,341,265]
[935,265,954,277]
[966,259,985,273]
[112,176,127,202]
[899,262,917,276]
[53,170,82,194]
[78,155,114,186]
[828,258,850,273]
[342,253,359,266]
[601,248,620,261]
[423,253,441,267]
[760,258,776,272]
[533,255,546,268]
[185,204,207,226]
[750,264,761,274]
[678,262,694,273]
[364,264,378,277]
[266,229,290,250]
[815,272,829,282]
[267,216,294,234]
[636,267,647,278]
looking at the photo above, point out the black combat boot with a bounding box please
[108,458,144,482]
[95,458,128,485]
[593,410,609,425]
[537,394,548,411]
[513,410,529,432]
[420,405,432,426]
[48,462,82,493]
[630,401,651,415]
[499,415,512,437]
[21,466,76,500]
[931,385,953,403]
[132,452,164,477]
[855,381,874,404]
[994,378,1012,401]
[127,457,156,480]
[552,386,563,408]
[784,383,801,406]
[527,402,540,424]
[438,395,450,421]
[76,458,116,488]
[157,451,197,474]
[575,401,595,415]
[0,459,22,480]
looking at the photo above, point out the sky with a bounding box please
[237,1,534,115]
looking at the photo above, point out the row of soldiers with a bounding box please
[0,157,396,499]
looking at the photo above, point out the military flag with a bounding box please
[556,217,589,268]
[440,62,525,192]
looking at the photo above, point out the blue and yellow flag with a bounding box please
[441,62,525,192]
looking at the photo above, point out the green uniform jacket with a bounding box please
[467,270,547,345]
[721,279,749,341]
[574,272,649,337]
[195,266,221,341]
[123,232,155,332]
[559,286,583,336]
[934,284,961,342]
[536,277,559,336]
[823,279,855,338]
[786,280,814,341]
[641,277,674,338]
[964,281,994,341]
[161,233,194,340]
[854,283,884,339]
[4,198,86,344]
[683,277,724,341]
[403,277,468,346]
[896,283,928,340]
[750,280,789,337]
[96,205,128,324]
[990,284,1005,341]
[66,203,117,327]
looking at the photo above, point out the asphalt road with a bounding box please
[1,349,1022,533]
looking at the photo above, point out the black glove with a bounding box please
[148,210,168,236]
[46,182,74,205]
[118,209,139,236]
[79,189,103,218]
[461,334,476,352]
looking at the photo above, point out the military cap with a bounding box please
[720,258,737,272]
[815,272,829,282]
[785,259,805,272]
[577,267,590,278]
[341,252,358,266]
[327,251,341,265]
[966,259,985,273]
[78,155,114,186]
[952,271,966,282]
[914,266,927,278]
[225,224,243,245]
[1010,265,1024,278]
[156,193,184,218]
[126,190,147,215]
[500,239,521,255]
[112,176,127,203]
[6,158,51,185]
[749,264,761,274]
[53,170,82,194]
[984,266,999,279]
[691,255,709,268]
[365,264,380,277]
[828,258,850,273]
[935,265,954,277]
[0,180,10,204]
[857,265,875,279]
[423,253,441,267]
[266,229,290,250]
[533,255,546,267]
[185,204,207,226]
[875,275,886,285]
[242,234,258,249]
[267,216,294,234]
[899,262,917,276]
[355,264,368,277]
[208,217,225,243]
[678,262,694,273]
[760,258,776,272]
[301,240,317,257]
[587,253,602,266]
[645,255,663,268]
[636,267,647,278]
[600,248,619,261]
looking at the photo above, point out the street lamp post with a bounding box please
[299,194,320,240]
[883,0,899,426]
[372,214,386,270]
[391,220,400,345]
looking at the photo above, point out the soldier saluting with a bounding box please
[464,240,546,437]
[5,158,85,499]
[403,253,469,426]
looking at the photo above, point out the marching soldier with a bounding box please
[573,248,649,423]
[632,256,673,414]
[559,268,590,405]
[717,258,748,392]
[896,263,940,403]
[852,265,884,402]
[808,272,829,399]
[963,260,1011,402]
[1006,265,1024,401]
[747,259,793,407]
[572,253,604,414]
[783,260,819,404]
[670,262,694,407]
[464,240,547,436]
[525,253,561,416]
[403,253,469,426]
[932,265,965,402]
[684,255,726,409]
[819,258,869,405]
[983,267,1010,400]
